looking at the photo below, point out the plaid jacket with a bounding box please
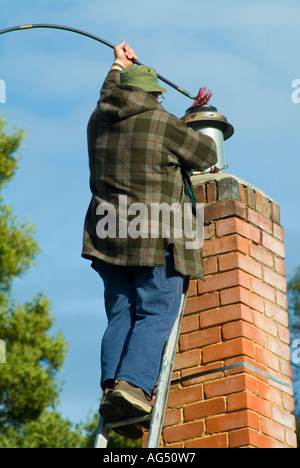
[82,69,217,279]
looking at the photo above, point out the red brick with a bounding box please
[142,433,150,447]
[249,243,274,268]
[202,338,255,364]
[187,279,197,297]
[206,181,217,203]
[274,257,285,275]
[162,421,205,444]
[267,335,290,360]
[203,234,248,257]
[271,201,280,224]
[246,207,273,233]
[163,408,182,427]
[206,410,259,434]
[263,267,286,292]
[285,428,298,448]
[280,358,292,378]
[220,286,264,312]
[239,185,247,204]
[222,321,265,347]
[251,277,276,302]
[173,349,201,371]
[261,232,285,258]
[185,292,219,315]
[264,302,288,327]
[253,310,278,337]
[276,290,288,309]
[282,393,295,413]
[218,251,262,279]
[181,314,199,334]
[200,303,253,328]
[258,193,270,217]
[257,381,282,406]
[186,433,227,448]
[169,372,180,389]
[256,192,270,218]
[184,397,226,421]
[273,223,284,241]
[216,217,260,243]
[204,200,246,222]
[227,391,272,418]
[255,346,280,372]
[197,269,251,295]
[244,186,256,210]
[254,191,263,213]
[167,385,203,408]
[230,428,273,448]
[202,338,254,363]
[204,222,215,240]
[194,183,206,203]
[203,256,218,275]
[204,374,258,399]
[180,327,221,352]
[261,417,285,442]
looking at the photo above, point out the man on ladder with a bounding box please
[82,40,217,441]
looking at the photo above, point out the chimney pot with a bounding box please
[182,105,234,173]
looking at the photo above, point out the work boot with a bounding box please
[100,388,120,423]
[111,380,152,428]
[99,387,144,440]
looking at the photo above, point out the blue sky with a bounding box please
[1,0,300,425]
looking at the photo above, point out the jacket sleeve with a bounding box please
[100,69,121,96]
[167,116,217,172]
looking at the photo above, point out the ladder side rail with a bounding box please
[94,416,110,448]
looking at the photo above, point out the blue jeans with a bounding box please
[93,248,184,397]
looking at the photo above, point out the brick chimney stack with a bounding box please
[143,173,297,449]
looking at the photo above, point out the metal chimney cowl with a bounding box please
[181,105,234,173]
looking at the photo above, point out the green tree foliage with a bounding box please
[108,432,142,448]
[287,267,300,448]
[288,267,300,329]
[0,295,67,425]
[0,411,84,448]
[0,119,35,302]
[288,267,300,379]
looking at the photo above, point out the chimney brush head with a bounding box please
[191,87,213,108]
[182,105,234,141]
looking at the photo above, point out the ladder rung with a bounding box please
[105,413,152,430]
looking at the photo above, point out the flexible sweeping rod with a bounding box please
[0,23,195,100]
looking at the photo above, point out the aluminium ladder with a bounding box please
[94,276,190,449]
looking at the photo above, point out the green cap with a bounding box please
[120,65,167,94]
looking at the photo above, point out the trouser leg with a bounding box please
[94,261,136,389]
[115,249,184,396]
[94,248,184,397]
